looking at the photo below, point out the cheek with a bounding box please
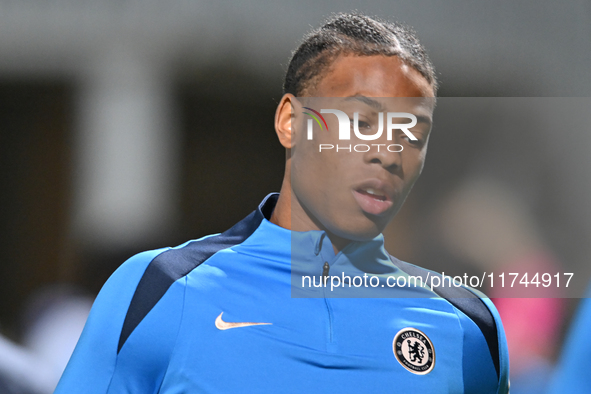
[292,122,346,186]
[290,140,334,208]
[292,149,358,221]
[404,144,427,175]
[415,147,428,178]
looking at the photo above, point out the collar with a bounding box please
[249,193,398,276]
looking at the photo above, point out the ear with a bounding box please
[275,94,299,149]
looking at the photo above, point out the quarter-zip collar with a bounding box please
[239,193,434,298]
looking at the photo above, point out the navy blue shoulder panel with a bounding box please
[389,255,501,379]
[117,195,274,353]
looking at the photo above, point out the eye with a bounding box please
[350,118,372,133]
[358,121,371,129]
[401,135,423,147]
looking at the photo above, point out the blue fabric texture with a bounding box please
[55,193,509,393]
[547,286,591,394]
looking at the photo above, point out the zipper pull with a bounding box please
[322,262,330,278]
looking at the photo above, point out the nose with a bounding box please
[363,144,402,171]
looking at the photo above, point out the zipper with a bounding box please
[321,261,333,347]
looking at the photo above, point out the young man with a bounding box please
[56,13,509,393]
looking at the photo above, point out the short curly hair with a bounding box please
[283,12,437,96]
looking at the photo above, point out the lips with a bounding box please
[352,180,395,216]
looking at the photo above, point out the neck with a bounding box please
[270,176,352,254]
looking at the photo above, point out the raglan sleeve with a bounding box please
[455,292,510,394]
[480,297,510,394]
[54,248,183,394]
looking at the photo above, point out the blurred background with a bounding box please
[0,0,589,393]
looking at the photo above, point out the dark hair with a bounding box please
[283,12,437,96]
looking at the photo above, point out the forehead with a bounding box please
[311,55,434,99]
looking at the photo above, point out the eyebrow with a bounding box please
[344,95,432,127]
[415,115,432,127]
[344,96,386,112]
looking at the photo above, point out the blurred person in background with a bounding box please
[0,333,53,394]
[436,178,564,394]
[547,285,591,393]
[0,285,92,394]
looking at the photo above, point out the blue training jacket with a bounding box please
[55,193,509,393]
[547,286,591,393]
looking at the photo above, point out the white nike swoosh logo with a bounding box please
[215,312,272,330]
